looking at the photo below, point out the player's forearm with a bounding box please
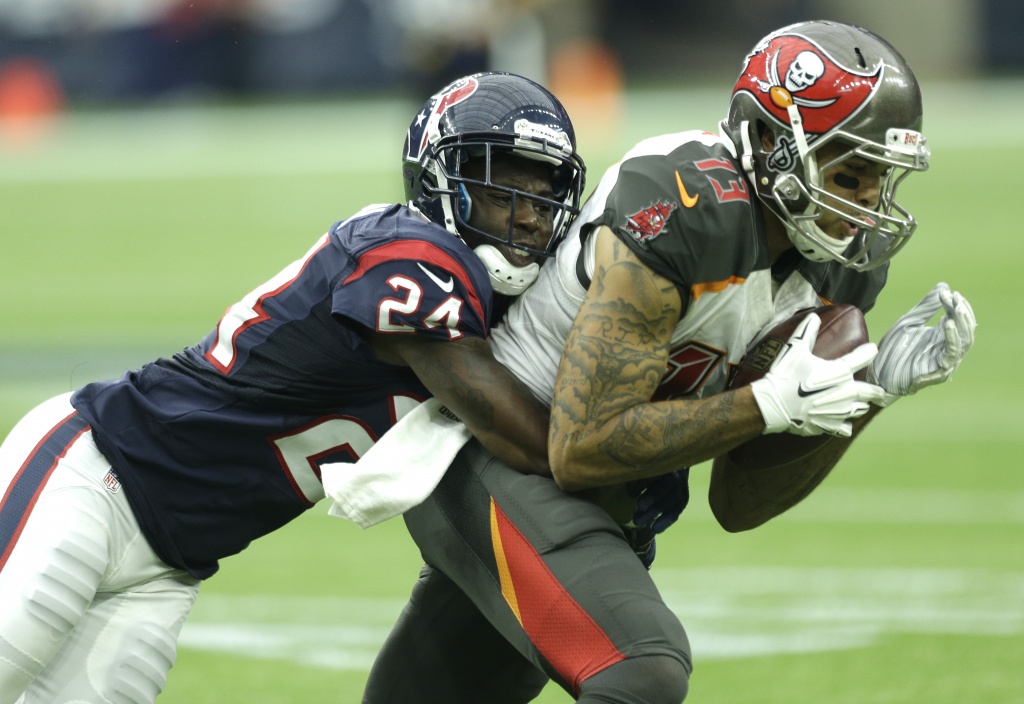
[707,405,880,531]
[389,335,551,476]
[549,387,764,492]
[434,370,551,475]
[549,229,768,490]
[708,439,843,532]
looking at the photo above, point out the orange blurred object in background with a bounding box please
[0,57,66,145]
[548,40,623,153]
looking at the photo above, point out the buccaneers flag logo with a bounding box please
[733,32,881,137]
[624,200,678,243]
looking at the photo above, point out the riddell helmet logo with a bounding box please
[735,33,882,137]
[406,76,480,161]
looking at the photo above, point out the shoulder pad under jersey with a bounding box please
[597,132,769,293]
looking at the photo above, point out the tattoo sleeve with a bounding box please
[549,229,764,490]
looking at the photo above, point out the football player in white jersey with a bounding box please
[0,72,587,703]
[365,21,976,703]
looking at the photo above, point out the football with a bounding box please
[727,303,869,466]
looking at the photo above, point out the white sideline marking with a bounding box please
[178,567,1024,669]
[179,595,407,671]
[658,566,1024,661]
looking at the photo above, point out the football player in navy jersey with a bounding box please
[364,22,977,703]
[0,72,586,702]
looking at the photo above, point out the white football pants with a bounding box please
[0,393,201,704]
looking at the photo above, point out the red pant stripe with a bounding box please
[490,498,625,693]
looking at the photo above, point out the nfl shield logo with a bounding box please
[103,470,121,493]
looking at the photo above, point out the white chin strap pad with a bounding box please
[788,224,847,263]
[474,244,539,296]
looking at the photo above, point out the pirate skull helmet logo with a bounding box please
[784,51,825,92]
[721,21,929,272]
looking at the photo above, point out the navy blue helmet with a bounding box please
[403,72,586,294]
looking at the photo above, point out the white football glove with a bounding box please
[751,313,885,437]
[867,282,977,407]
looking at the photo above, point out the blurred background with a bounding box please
[2,1,1022,702]
[0,0,1021,134]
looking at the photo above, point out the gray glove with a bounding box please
[868,282,976,406]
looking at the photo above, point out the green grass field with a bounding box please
[2,80,1023,702]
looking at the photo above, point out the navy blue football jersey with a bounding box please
[71,204,495,579]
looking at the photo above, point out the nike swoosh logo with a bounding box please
[797,384,828,398]
[675,171,699,208]
[417,263,454,292]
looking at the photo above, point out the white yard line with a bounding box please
[178,566,1024,669]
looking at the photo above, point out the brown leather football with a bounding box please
[730,303,869,389]
[727,303,869,466]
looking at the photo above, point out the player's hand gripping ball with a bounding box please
[729,304,871,465]
[732,304,870,387]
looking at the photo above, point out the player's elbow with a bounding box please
[549,443,591,492]
[549,439,615,492]
[552,469,589,493]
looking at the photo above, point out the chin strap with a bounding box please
[739,120,756,173]
[786,103,812,164]
[474,244,539,296]
[432,162,461,237]
[779,102,852,262]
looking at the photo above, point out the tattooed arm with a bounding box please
[548,226,766,492]
[708,406,881,531]
[371,333,551,476]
